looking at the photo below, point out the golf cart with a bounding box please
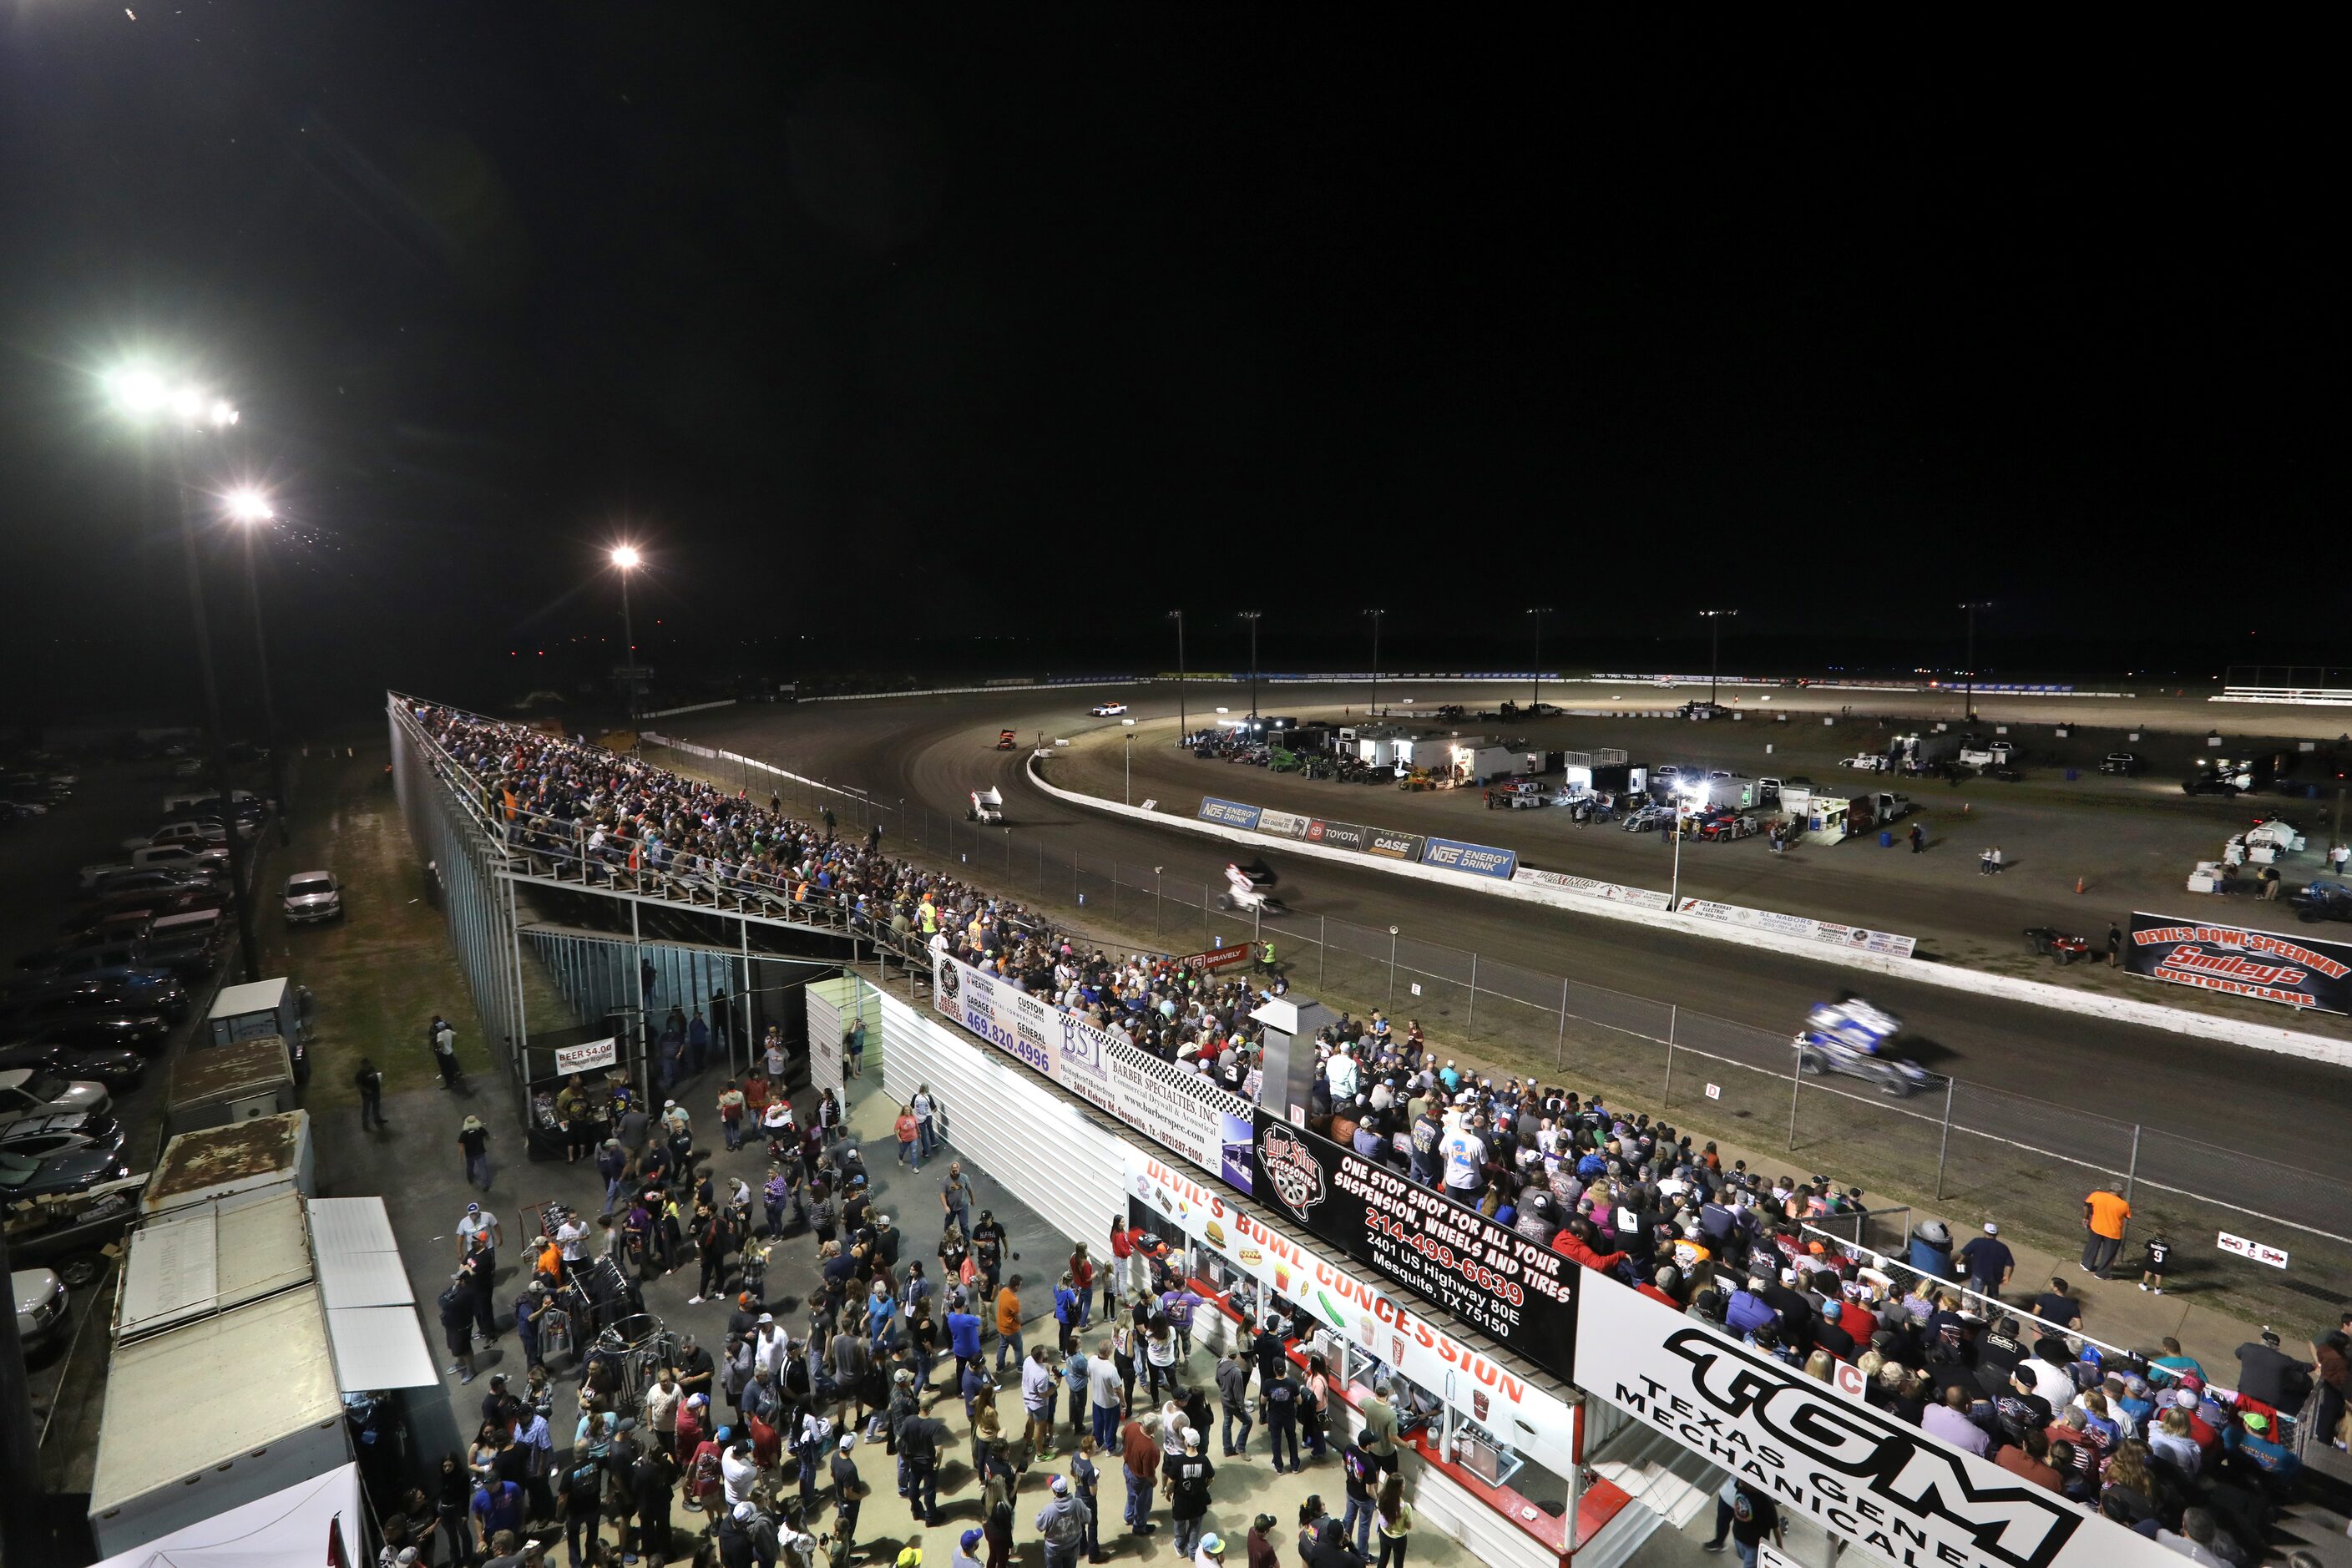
[1216,859,1287,916]
[1795,997,1931,1098]
[967,787,1005,825]
[2022,926,2091,964]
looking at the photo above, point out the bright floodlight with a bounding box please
[225,488,274,524]
[169,386,205,421]
[210,399,238,427]
[107,366,168,415]
[611,545,641,569]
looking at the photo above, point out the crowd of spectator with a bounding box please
[407,702,2344,1567]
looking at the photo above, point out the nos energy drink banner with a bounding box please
[2125,912,2352,1014]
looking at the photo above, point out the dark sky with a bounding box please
[0,9,2336,717]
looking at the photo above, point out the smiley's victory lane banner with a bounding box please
[1250,1111,1576,1383]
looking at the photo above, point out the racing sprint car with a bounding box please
[1794,997,1931,1098]
[1216,859,1288,916]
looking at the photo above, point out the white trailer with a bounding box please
[141,1110,315,1221]
[88,1285,352,1557]
[1677,775,1759,811]
[206,976,305,1050]
[1956,739,2014,771]
[1447,741,1520,782]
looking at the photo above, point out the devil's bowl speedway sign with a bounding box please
[1124,1151,1579,1481]
[1575,1279,2176,1568]
[932,953,1255,1194]
[2126,911,2352,1014]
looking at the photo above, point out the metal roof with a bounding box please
[118,1191,311,1341]
[205,977,287,1020]
[307,1196,438,1390]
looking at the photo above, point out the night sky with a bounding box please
[0,9,2334,720]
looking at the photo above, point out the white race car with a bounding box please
[1090,702,1130,717]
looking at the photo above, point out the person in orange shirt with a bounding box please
[996,1274,1028,1370]
[2082,1188,2132,1278]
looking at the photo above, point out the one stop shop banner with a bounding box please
[2126,911,2352,1014]
[1250,1110,1577,1383]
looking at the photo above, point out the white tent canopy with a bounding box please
[91,1461,362,1568]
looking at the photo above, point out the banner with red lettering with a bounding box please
[2126,911,2352,1014]
[1121,1151,1581,1479]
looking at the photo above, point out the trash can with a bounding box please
[1879,831,1894,848]
[2064,768,2079,781]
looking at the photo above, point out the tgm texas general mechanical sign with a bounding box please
[1574,1279,2176,1568]
[2126,912,2352,1014]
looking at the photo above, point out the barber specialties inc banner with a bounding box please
[1574,1277,2174,1568]
[931,953,1255,1192]
[1249,1111,1576,1382]
[2125,912,2352,1014]
[1673,896,1917,959]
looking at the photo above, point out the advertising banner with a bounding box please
[932,953,1255,1192]
[1257,808,1313,839]
[1574,1276,2175,1568]
[554,1037,619,1074]
[1175,943,1253,974]
[1198,797,1264,831]
[1419,837,1519,879]
[1674,898,1917,959]
[1303,819,1371,853]
[1363,827,1426,861]
[1249,1111,1576,1381]
[1513,865,1675,911]
[1123,1151,1579,1479]
[2125,912,2352,1014]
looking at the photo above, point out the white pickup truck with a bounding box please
[1955,740,2015,771]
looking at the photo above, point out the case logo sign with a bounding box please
[1258,1122,1327,1219]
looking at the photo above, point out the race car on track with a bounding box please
[995,730,1018,751]
[1794,998,1930,1098]
[1090,702,1130,717]
[1216,860,1287,916]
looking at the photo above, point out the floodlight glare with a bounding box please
[611,545,641,569]
[225,488,275,524]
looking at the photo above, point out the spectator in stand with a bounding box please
[2028,1277,2083,1333]
[2233,1329,2313,1414]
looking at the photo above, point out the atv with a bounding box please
[2022,926,2089,964]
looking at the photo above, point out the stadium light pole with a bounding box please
[1364,608,1385,718]
[612,545,642,717]
[1959,600,1993,723]
[104,365,262,985]
[1240,611,1262,721]
[1169,609,1186,742]
[1527,606,1552,711]
[1122,718,1137,804]
[1697,609,1737,706]
[225,488,292,846]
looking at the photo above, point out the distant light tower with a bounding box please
[1527,606,1553,711]
[225,487,291,845]
[611,545,642,716]
[103,363,261,984]
[1697,609,1738,706]
[1169,609,1187,741]
[1958,600,1994,722]
[1364,608,1386,717]
[1240,611,1263,721]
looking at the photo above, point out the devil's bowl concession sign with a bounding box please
[1575,1277,2175,1568]
[931,953,1255,1193]
[2126,912,2352,1014]
[1251,1112,1576,1382]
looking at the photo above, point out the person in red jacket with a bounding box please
[1549,1219,1627,1275]
[1105,1218,1133,1320]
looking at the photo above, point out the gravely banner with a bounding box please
[1575,1277,2176,1568]
[1250,1111,1577,1382]
[932,953,1256,1192]
[2126,911,2352,1014]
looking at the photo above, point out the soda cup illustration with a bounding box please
[1390,1333,1407,1367]
[1473,1388,1490,1423]
[1359,1316,1376,1350]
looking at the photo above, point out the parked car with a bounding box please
[3,1014,175,1059]
[13,1267,69,1355]
[2099,752,2143,776]
[0,1146,131,1203]
[0,1068,111,1125]
[79,842,230,888]
[0,1111,124,1161]
[2183,776,2243,797]
[282,870,345,924]
[0,1041,146,1090]
[0,970,185,1021]
[120,820,229,853]
[5,944,186,994]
